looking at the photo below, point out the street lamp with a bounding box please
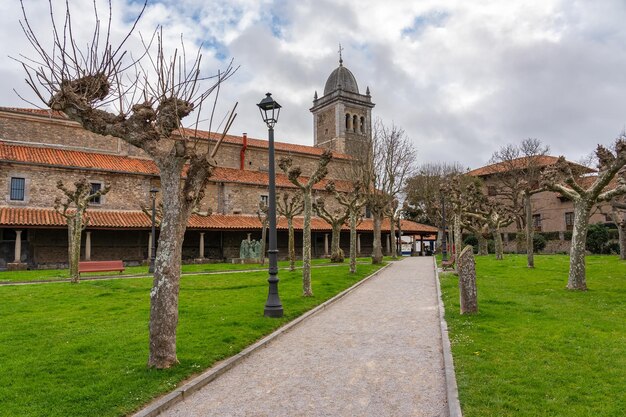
[149,187,159,274]
[257,93,283,318]
[441,192,448,262]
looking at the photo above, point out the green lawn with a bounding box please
[0,262,383,417]
[0,257,381,283]
[440,254,626,417]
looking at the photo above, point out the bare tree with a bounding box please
[364,119,416,263]
[278,151,332,296]
[542,138,626,290]
[54,178,110,283]
[488,139,550,267]
[609,198,626,260]
[313,196,349,263]
[17,1,237,368]
[326,181,366,273]
[276,192,303,271]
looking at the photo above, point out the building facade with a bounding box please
[0,61,436,269]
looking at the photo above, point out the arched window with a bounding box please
[353,115,358,132]
[360,116,365,134]
[345,113,351,130]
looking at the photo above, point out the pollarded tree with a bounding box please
[542,138,626,290]
[364,120,417,263]
[54,178,110,283]
[18,1,237,368]
[278,151,332,296]
[276,192,303,271]
[488,139,550,268]
[609,198,626,260]
[326,180,367,273]
[313,196,349,263]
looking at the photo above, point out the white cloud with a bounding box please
[1,0,626,169]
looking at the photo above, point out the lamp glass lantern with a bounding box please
[257,93,281,128]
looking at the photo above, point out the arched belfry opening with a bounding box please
[310,47,375,156]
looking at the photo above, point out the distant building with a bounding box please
[0,59,436,269]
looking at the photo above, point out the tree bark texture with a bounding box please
[523,193,535,268]
[494,228,504,260]
[372,211,383,264]
[148,164,192,368]
[478,235,488,256]
[567,202,591,291]
[458,245,478,314]
[389,215,397,258]
[301,191,313,296]
[67,216,83,283]
[330,223,344,263]
[288,217,296,271]
[453,212,462,262]
[619,222,626,261]
[349,214,358,273]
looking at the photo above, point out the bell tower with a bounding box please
[310,47,374,156]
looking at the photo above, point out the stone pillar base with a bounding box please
[7,262,28,271]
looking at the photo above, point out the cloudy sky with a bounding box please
[1,0,626,169]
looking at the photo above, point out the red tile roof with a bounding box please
[0,141,352,191]
[467,155,594,177]
[0,107,351,160]
[0,207,437,234]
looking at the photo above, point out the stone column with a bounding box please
[147,232,153,259]
[386,234,390,255]
[420,235,425,256]
[199,232,205,259]
[14,230,22,263]
[324,233,329,256]
[357,234,361,255]
[85,231,92,261]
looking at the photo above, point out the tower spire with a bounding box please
[338,43,344,66]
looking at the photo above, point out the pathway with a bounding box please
[159,257,450,417]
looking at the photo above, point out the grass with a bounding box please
[439,254,626,417]
[0,262,384,417]
[0,257,383,283]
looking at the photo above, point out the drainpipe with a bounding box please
[240,132,248,170]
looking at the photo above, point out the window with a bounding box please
[10,177,25,201]
[90,182,102,204]
[365,205,372,219]
[345,113,351,130]
[532,214,541,232]
[360,116,365,134]
[352,115,358,132]
[565,212,574,231]
[260,194,269,208]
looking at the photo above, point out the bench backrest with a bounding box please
[79,260,124,270]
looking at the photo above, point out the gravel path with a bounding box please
[162,257,448,417]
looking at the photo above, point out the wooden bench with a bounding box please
[78,260,125,275]
[441,256,456,271]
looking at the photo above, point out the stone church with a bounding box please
[0,58,436,269]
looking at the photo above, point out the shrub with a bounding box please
[563,231,573,241]
[606,242,621,255]
[533,234,547,252]
[464,235,479,247]
[608,229,619,240]
[541,231,560,241]
[586,223,609,254]
[487,239,495,254]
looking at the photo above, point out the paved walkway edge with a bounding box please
[433,258,463,417]
[131,262,392,417]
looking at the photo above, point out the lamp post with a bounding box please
[149,187,158,274]
[257,92,283,318]
[441,192,448,262]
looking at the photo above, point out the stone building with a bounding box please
[467,156,615,252]
[0,60,436,269]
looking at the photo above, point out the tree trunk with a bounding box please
[567,202,590,291]
[478,234,488,255]
[524,192,535,268]
[494,228,504,260]
[349,213,357,274]
[372,211,383,264]
[453,212,462,262]
[259,222,267,265]
[330,222,344,262]
[147,166,191,369]
[389,215,397,258]
[288,217,296,271]
[68,216,83,283]
[618,221,626,261]
[301,190,313,296]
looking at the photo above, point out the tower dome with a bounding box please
[323,63,359,95]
